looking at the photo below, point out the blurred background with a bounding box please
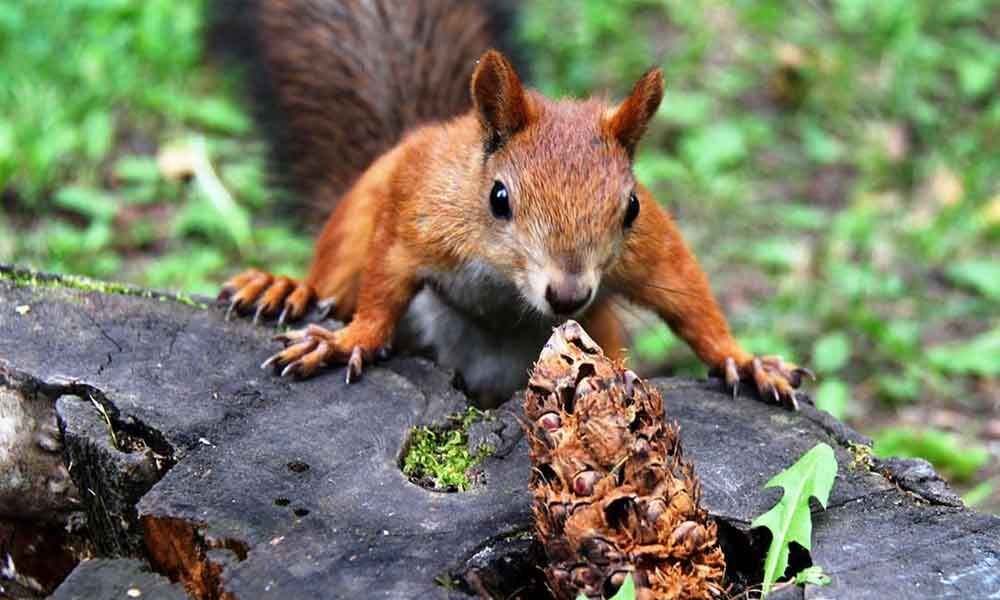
[0,0,996,511]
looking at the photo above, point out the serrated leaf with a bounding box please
[751,443,838,598]
[610,573,635,599]
[576,573,635,600]
[794,565,831,586]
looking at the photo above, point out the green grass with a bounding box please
[524,0,998,509]
[523,0,999,409]
[0,0,308,295]
[1,0,997,508]
[873,426,989,482]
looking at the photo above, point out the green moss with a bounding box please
[0,266,207,309]
[847,441,875,471]
[401,407,494,492]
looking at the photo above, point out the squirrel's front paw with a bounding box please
[219,268,320,325]
[261,324,373,383]
[718,355,814,410]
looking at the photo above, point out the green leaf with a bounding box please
[946,260,1000,300]
[114,155,161,183]
[873,427,988,482]
[680,122,747,175]
[962,480,995,508]
[779,204,829,230]
[814,379,849,420]
[749,239,803,272]
[794,565,831,587]
[801,122,845,164]
[82,110,113,161]
[632,323,677,362]
[926,327,1000,376]
[610,573,635,600]
[183,137,252,249]
[739,333,795,362]
[634,154,688,184]
[875,374,920,405]
[957,56,997,99]
[657,91,712,127]
[751,443,838,598]
[577,573,635,600]
[179,96,251,134]
[53,186,118,222]
[812,332,851,374]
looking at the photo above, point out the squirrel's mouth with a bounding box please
[524,266,601,320]
[522,282,598,321]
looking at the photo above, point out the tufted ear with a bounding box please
[604,67,664,158]
[471,50,534,153]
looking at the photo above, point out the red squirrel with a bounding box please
[213,0,812,407]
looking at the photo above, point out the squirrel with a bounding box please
[211,0,812,407]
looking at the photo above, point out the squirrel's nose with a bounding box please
[545,277,592,316]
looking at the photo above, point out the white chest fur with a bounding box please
[397,261,557,405]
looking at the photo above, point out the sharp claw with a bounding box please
[771,385,780,404]
[225,299,241,321]
[261,354,281,370]
[316,298,336,321]
[724,357,740,399]
[253,304,267,325]
[796,367,816,382]
[281,360,302,378]
[788,392,800,411]
[277,304,291,327]
[346,346,364,384]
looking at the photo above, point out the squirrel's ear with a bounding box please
[604,67,664,158]
[471,50,533,152]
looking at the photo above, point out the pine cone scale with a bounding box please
[525,321,726,600]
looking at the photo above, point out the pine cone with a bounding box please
[524,321,726,600]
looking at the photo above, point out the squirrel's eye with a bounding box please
[489,180,512,220]
[624,192,640,228]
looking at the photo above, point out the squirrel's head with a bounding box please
[469,50,663,318]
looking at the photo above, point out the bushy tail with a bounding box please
[208,0,522,216]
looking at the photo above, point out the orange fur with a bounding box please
[222,49,810,406]
[581,299,628,362]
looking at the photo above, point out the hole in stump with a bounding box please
[287,460,310,473]
[273,497,290,507]
[449,517,774,599]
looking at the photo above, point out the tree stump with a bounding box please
[1,265,997,599]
